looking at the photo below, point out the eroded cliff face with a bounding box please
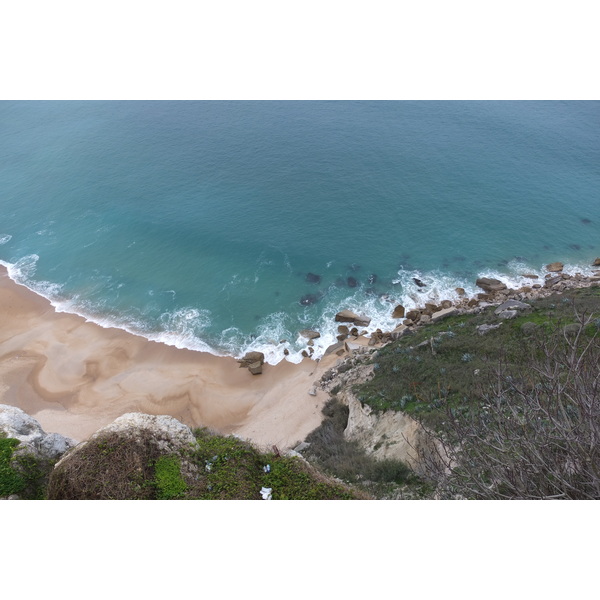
[317,350,443,477]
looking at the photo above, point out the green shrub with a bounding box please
[0,437,25,497]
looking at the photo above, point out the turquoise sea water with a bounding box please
[1,101,599,363]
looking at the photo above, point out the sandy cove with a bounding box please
[0,266,338,450]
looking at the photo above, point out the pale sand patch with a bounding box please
[0,266,337,449]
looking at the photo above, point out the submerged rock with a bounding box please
[299,293,320,306]
[347,277,358,288]
[305,272,321,284]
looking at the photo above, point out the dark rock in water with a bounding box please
[337,325,349,335]
[581,218,592,224]
[349,263,361,272]
[367,274,378,284]
[305,272,321,284]
[569,244,581,251]
[347,277,358,288]
[413,278,426,288]
[476,277,507,292]
[300,293,320,306]
[593,258,600,266]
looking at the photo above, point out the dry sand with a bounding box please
[0,266,337,450]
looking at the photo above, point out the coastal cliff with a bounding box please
[2,259,600,499]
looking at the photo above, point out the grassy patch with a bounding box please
[47,426,365,500]
[154,455,188,499]
[354,288,600,430]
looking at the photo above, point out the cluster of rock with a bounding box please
[237,351,266,375]
[241,259,600,374]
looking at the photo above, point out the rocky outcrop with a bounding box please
[305,273,321,284]
[0,404,77,460]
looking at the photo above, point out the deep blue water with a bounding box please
[1,101,599,362]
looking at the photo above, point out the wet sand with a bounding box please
[0,266,335,450]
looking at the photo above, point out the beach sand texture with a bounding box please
[0,266,331,450]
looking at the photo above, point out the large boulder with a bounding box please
[299,329,321,340]
[334,310,371,327]
[546,262,564,272]
[335,309,360,323]
[476,277,507,293]
[238,351,265,368]
[391,304,405,319]
[0,404,77,460]
[593,258,600,267]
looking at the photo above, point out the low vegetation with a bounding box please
[0,433,51,499]
[350,287,600,499]
[46,427,366,500]
[304,398,432,499]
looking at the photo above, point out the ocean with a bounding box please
[1,101,599,363]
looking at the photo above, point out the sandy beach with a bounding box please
[0,266,336,450]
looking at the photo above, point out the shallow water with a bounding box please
[1,101,599,362]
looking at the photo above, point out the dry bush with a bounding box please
[422,308,600,499]
[47,430,166,500]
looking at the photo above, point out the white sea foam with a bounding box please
[2,253,599,366]
[0,234,12,244]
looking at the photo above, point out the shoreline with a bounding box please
[2,258,599,448]
[0,265,337,449]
